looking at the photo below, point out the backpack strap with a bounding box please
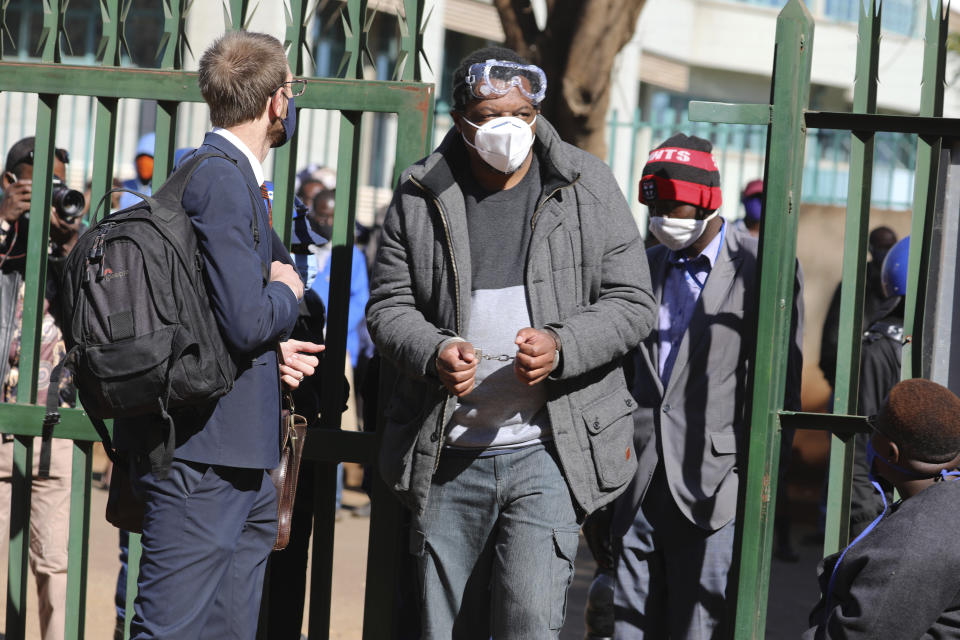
[91,188,157,221]
[41,346,87,476]
[150,326,195,480]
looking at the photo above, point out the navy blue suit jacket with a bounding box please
[117,133,299,469]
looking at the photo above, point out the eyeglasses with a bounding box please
[274,79,307,98]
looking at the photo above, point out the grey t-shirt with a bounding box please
[444,153,552,450]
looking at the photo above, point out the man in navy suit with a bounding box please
[116,31,322,639]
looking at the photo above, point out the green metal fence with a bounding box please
[0,1,433,639]
[690,0,950,636]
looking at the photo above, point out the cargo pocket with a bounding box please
[582,388,637,489]
[550,526,581,630]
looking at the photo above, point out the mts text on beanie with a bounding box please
[639,133,722,210]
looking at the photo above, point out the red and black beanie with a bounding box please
[639,133,722,210]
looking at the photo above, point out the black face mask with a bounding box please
[311,221,333,241]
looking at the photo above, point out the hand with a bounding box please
[0,177,31,224]
[514,328,557,386]
[49,208,82,253]
[279,339,325,390]
[270,261,304,300]
[436,341,478,397]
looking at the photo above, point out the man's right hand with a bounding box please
[270,260,304,300]
[0,178,31,224]
[436,341,478,397]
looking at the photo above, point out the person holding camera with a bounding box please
[0,136,85,640]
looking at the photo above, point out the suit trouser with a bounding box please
[0,435,73,640]
[411,443,581,640]
[130,458,277,640]
[613,467,735,640]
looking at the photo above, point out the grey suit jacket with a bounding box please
[613,225,803,534]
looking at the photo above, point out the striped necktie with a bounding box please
[260,183,273,228]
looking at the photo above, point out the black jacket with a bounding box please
[805,478,960,639]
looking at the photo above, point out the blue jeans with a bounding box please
[613,467,735,640]
[411,443,580,640]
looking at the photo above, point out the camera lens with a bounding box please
[51,180,85,222]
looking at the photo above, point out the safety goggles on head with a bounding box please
[465,60,546,105]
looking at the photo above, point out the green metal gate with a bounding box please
[0,1,433,638]
[689,0,952,636]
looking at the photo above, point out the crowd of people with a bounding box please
[0,30,952,640]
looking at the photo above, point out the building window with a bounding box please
[824,0,917,36]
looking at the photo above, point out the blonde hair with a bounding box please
[199,31,288,128]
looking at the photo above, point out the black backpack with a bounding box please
[47,152,255,474]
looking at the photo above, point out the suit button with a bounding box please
[662,403,671,413]
[593,420,600,429]
[625,398,633,408]
[430,433,439,442]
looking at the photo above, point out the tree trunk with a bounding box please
[493,0,646,159]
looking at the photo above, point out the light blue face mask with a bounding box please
[823,438,960,618]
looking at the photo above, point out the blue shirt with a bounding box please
[658,222,725,385]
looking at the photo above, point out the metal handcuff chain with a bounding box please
[473,348,516,362]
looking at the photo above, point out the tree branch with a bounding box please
[492,0,540,58]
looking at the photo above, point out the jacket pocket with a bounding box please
[582,388,637,490]
[549,526,581,630]
[710,432,737,456]
[379,385,429,493]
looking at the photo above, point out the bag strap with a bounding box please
[39,345,78,477]
[90,188,157,221]
[44,346,120,469]
[151,326,195,479]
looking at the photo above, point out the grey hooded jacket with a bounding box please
[366,117,656,516]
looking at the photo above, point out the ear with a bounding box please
[451,111,462,133]
[2,171,16,189]
[886,440,901,465]
[268,91,284,119]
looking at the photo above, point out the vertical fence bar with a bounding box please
[65,2,125,634]
[271,0,309,244]
[152,0,188,186]
[732,1,813,638]
[398,0,426,82]
[228,0,251,29]
[902,0,947,380]
[822,0,881,558]
[63,442,92,640]
[310,1,370,637]
[7,1,66,636]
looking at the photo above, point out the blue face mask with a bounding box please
[272,96,297,148]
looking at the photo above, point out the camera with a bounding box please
[51,177,85,223]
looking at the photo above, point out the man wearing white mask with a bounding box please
[610,133,803,639]
[366,46,655,637]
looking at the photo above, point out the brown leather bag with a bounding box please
[269,392,308,551]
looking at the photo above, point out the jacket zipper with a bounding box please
[530,175,580,232]
[408,176,461,473]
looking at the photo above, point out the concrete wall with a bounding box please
[796,203,912,412]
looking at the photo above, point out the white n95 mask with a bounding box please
[461,116,536,174]
[648,210,720,251]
